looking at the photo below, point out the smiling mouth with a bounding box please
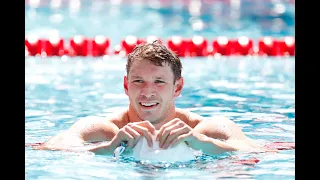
[139,102,159,109]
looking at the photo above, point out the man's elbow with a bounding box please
[38,132,84,150]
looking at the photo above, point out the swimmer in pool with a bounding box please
[34,40,285,156]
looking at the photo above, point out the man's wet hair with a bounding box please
[126,40,182,83]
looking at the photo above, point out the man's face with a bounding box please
[124,59,183,123]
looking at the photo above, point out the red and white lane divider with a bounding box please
[25,35,295,57]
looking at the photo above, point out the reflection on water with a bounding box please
[25,0,294,43]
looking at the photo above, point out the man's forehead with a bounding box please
[131,59,170,67]
[130,61,171,71]
[130,74,166,79]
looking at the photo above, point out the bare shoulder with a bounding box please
[69,113,121,131]
[66,110,128,141]
[193,115,247,140]
[209,116,238,126]
[208,116,260,148]
[175,111,258,149]
[175,108,204,128]
[175,109,244,139]
[40,110,129,149]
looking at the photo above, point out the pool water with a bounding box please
[25,1,295,179]
[25,0,295,43]
[25,56,295,179]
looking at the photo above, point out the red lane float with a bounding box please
[257,36,295,56]
[212,36,254,56]
[92,36,110,56]
[69,35,110,56]
[25,35,110,57]
[25,35,42,56]
[189,36,209,57]
[43,36,65,56]
[283,36,295,56]
[69,35,88,56]
[212,36,234,56]
[114,36,163,56]
[114,36,141,56]
[25,35,295,57]
[234,36,254,56]
[167,36,189,57]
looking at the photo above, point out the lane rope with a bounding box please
[25,35,295,57]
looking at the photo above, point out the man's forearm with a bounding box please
[86,141,116,155]
[189,133,239,155]
[36,141,116,155]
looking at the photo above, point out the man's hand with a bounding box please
[156,118,195,149]
[155,118,243,155]
[111,121,156,151]
[89,121,156,154]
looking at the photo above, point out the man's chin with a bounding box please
[137,112,159,122]
[139,114,157,121]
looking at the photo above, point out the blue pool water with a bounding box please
[25,1,295,179]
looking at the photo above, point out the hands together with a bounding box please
[112,118,195,152]
[156,118,195,149]
[111,121,156,151]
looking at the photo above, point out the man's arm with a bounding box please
[157,115,257,155]
[37,116,119,151]
[191,116,255,154]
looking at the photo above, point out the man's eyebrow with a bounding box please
[131,75,143,79]
[154,76,165,79]
[130,75,166,79]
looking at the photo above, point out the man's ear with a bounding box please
[124,76,129,95]
[174,77,184,97]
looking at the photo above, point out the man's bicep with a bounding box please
[43,117,119,149]
[69,116,119,142]
[193,116,247,140]
[42,131,84,149]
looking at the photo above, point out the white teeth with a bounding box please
[141,103,157,107]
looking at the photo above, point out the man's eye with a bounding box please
[133,80,143,83]
[155,80,165,83]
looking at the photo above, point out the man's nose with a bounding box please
[140,83,156,98]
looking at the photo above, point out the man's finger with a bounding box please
[119,130,135,148]
[159,125,177,148]
[170,133,190,148]
[130,125,154,148]
[124,126,140,139]
[130,121,156,135]
[161,126,189,149]
[156,119,182,141]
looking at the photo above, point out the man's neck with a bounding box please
[127,104,176,130]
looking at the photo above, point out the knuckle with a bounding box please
[140,121,149,126]
[163,129,170,135]
[169,131,175,136]
[173,128,179,134]
[145,122,154,129]
[141,127,148,133]
[119,128,126,134]
[124,126,130,131]
[142,129,149,136]
[177,121,185,127]
[183,125,189,130]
